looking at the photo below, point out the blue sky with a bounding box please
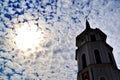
[0,0,120,80]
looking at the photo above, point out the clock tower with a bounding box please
[75,20,120,80]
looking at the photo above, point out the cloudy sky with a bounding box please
[0,0,120,80]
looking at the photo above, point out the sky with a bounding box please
[0,0,120,80]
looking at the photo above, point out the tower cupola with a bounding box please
[86,19,91,29]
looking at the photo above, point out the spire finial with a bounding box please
[86,19,91,29]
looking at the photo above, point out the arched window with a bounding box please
[100,77,106,80]
[82,54,87,68]
[90,34,96,41]
[108,53,113,65]
[94,49,102,64]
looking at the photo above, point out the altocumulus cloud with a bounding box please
[0,0,120,80]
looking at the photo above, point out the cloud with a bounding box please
[0,0,120,79]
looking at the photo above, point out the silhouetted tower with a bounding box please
[75,20,120,80]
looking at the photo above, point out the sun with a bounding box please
[14,21,42,52]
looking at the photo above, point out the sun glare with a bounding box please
[14,21,42,52]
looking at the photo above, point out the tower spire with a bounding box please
[86,19,91,29]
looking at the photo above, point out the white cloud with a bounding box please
[0,0,120,79]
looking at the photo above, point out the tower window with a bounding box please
[100,77,106,80]
[108,53,113,65]
[82,54,87,68]
[90,35,96,41]
[94,50,102,64]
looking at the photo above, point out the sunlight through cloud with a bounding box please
[14,21,43,53]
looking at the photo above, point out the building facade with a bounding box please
[75,20,120,80]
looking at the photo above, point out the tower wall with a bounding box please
[76,20,120,80]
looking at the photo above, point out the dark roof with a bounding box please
[76,28,107,40]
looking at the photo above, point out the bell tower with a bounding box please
[75,20,120,80]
